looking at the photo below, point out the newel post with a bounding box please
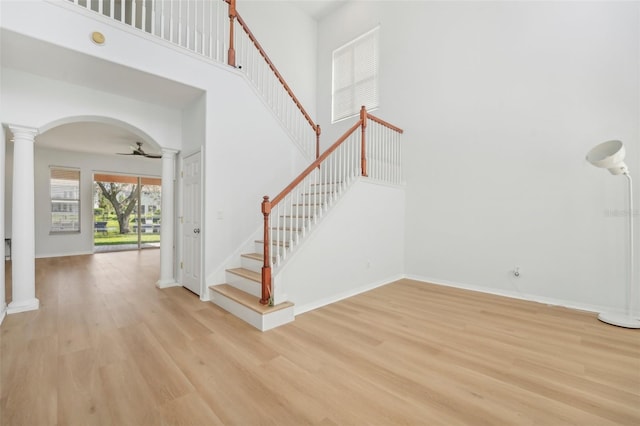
[260,196,272,305]
[228,0,237,67]
[360,105,368,177]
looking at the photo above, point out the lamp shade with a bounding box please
[586,140,628,175]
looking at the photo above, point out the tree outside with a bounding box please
[93,178,162,248]
[96,181,139,234]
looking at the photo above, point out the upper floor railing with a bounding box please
[66,0,319,159]
[259,106,403,304]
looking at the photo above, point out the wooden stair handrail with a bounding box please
[367,113,404,134]
[260,107,404,304]
[226,0,321,157]
[272,120,362,207]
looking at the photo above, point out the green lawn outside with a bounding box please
[94,218,160,246]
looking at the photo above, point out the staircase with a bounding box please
[208,251,294,331]
[208,179,342,330]
[67,0,403,331]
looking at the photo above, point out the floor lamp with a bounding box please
[586,140,640,328]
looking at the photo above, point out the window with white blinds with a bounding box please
[332,26,380,123]
[50,167,80,233]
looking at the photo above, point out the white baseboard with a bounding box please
[156,279,180,289]
[294,273,404,316]
[404,274,612,315]
[36,250,93,259]
[7,297,39,314]
[0,304,6,325]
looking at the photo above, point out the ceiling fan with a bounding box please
[117,141,162,159]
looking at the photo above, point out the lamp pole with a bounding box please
[587,140,640,328]
[624,172,634,318]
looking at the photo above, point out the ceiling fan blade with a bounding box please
[116,142,160,158]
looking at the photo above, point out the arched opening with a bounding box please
[33,116,165,255]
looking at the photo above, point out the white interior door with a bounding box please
[182,152,201,295]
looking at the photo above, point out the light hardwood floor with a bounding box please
[1,250,639,425]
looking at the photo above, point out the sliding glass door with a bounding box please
[93,173,162,252]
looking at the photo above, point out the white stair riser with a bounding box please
[310,182,344,192]
[210,292,294,331]
[241,256,263,274]
[300,192,337,204]
[275,216,315,229]
[270,229,302,242]
[226,272,261,298]
[255,241,289,254]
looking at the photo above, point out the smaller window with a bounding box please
[50,167,80,233]
[332,26,380,123]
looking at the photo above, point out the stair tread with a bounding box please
[227,267,261,283]
[241,252,276,263]
[210,284,294,314]
[241,252,263,261]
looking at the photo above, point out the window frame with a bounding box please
[331,26,380,123]
[50,167,81,234]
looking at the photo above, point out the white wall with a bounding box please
[203,75,310,288]
[277,179,405,313]
[317,1,640,313]
[0,68,183,151]
[239,1,318,120]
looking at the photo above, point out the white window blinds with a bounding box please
[50,167,80,233]
[332,26,380,123]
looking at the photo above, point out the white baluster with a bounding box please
[186,0,191,50]
[141,0,147,31]
[132,0,138,28]
[150,0,156,35]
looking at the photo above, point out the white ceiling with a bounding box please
[36,122,162,158]
[294,0,348,20]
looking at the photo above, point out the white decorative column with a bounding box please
[156,148,179,288]
[7,125,39,314]
[0,126,7,323]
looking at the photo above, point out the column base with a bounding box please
[156,279,180,289]
[0,304,6,324]
[7,297,39,314]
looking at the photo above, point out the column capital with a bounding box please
[7,124,38,142]
[161,148,179,158]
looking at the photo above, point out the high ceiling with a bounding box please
[294,0,347,20]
